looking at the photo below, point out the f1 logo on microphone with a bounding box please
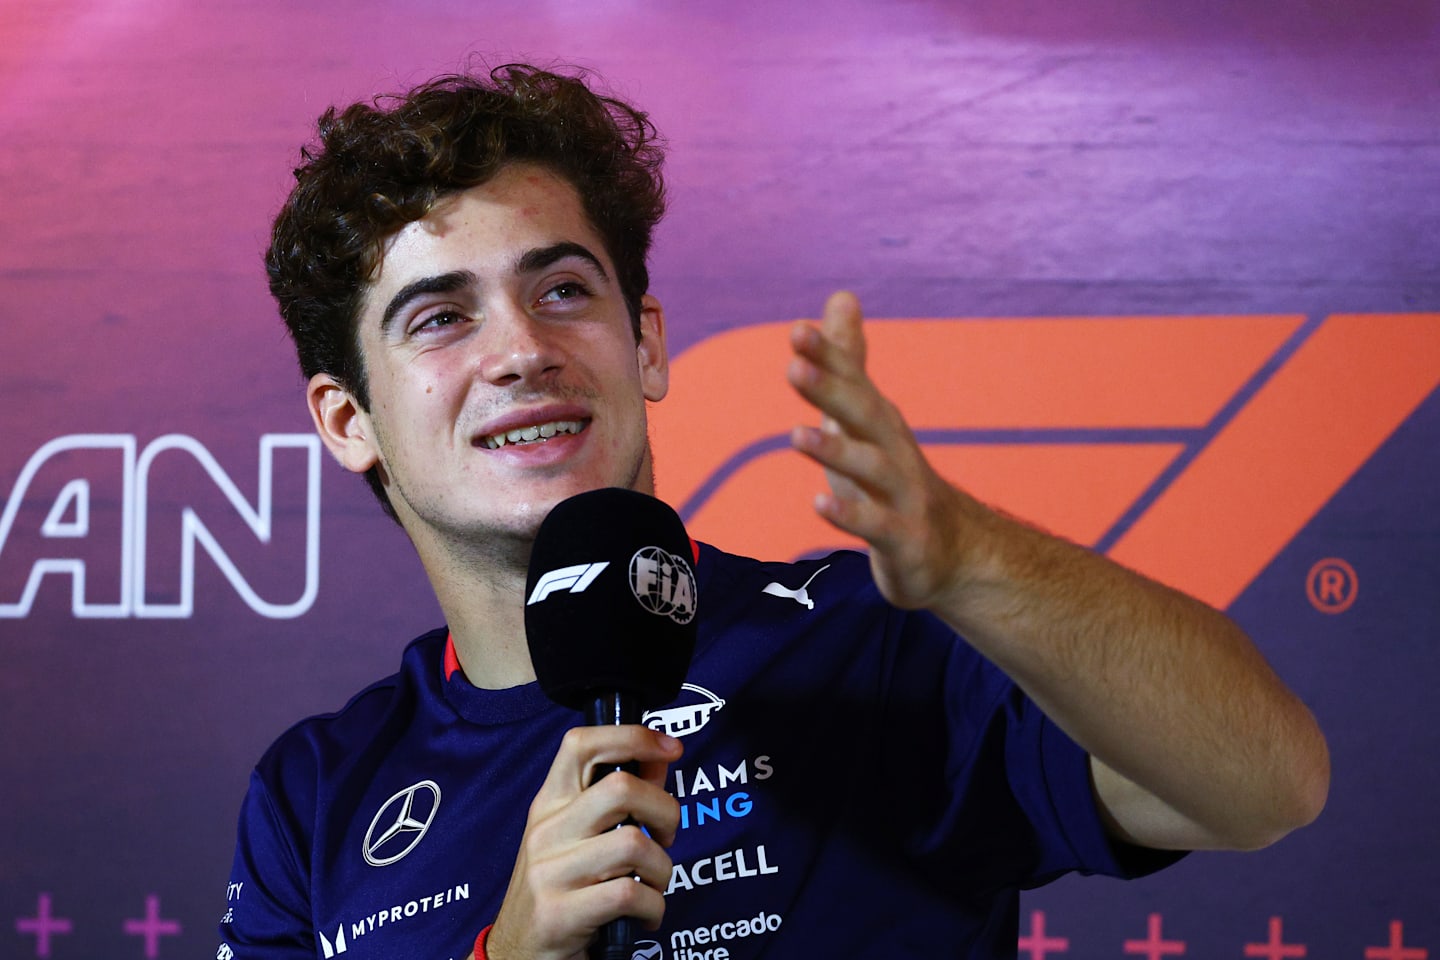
[527,562,610,604]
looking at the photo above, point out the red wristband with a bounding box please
[474,923,494,960]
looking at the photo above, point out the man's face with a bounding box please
[314,163,669,562]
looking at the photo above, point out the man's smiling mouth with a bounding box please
[478,419,587,449]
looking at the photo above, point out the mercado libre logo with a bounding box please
[649,313,1440,611]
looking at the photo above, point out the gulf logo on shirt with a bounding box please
[650,313,1440,610]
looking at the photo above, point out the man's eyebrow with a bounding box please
[380,270,476,333]
[515,242,610,280]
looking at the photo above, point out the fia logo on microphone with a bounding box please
[629,547,697,624]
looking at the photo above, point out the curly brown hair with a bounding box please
[265,63,667,515]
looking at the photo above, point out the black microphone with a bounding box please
[524,487,698,960]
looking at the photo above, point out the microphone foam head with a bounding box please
[524,488,697,711]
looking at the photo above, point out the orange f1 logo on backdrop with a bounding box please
[650,313,1440,610]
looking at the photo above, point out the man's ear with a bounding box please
[637,294,670,402]
[307,373,380,474]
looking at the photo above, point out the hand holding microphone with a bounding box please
[487,489,697,960]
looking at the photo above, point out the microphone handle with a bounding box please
[585,692,642,960]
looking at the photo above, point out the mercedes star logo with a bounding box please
[363,780,441,867]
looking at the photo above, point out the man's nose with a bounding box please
[477,304,564,385]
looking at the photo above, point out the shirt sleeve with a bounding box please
[877,607,1182,897]
[215,770,317,959]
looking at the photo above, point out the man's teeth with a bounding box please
[481,420,584,449]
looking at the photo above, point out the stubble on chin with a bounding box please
[389,427,659,578]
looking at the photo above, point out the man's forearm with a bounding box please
[786,290,1329,851]
[929,496,1330,851]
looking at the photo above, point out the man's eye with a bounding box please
[537,282,590,305]
[414,310,467,332]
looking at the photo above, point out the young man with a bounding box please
[220,65,1329,960]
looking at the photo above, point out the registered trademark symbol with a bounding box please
[1306,558,1357,614]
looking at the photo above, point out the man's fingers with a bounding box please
[493,726,682,960]
[788,315,862,384]
[525,725,681,841]
[518,811,675,939]
[516,866,668,952]
[572,771,682,847]
[565,873,669,932]
[811,485,900,550]
[820,289,866,364]
[791,425,894,501]
[577,731,682,792]
[586,823,676,891]
[536,726,682,806]
[787,351,886,444]
[787,294,892,447]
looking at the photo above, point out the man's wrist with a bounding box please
[474,922,494,960]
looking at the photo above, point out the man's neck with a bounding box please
[416,538,538,690]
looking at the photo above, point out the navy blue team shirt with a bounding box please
[218,545,1175,959]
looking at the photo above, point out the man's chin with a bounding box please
[391,455,656,563]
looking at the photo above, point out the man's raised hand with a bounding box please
[787,291,975,612]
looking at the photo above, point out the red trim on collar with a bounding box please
[444,632,462,682]
[690,537,700,564]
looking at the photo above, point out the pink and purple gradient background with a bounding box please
[2,1,1438,956]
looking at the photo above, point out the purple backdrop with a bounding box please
[3,1,1438,958]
